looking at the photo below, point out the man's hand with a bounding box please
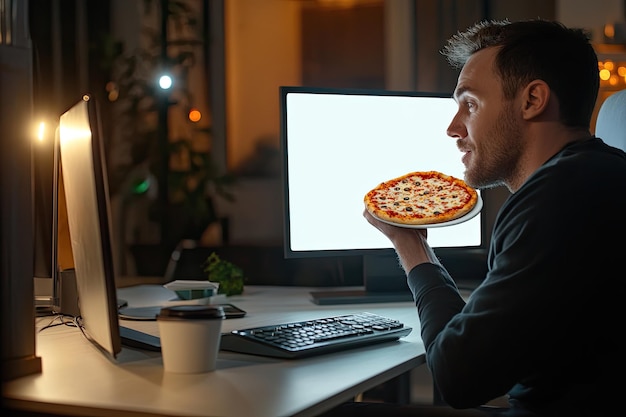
[363,209,427,240]
[363,209,441,272]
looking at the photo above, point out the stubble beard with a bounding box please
[463,104,523,191]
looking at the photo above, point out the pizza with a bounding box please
[363,171,478,226]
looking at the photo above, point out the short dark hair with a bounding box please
[441,19,599,129]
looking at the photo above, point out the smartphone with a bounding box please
[219,303,247,319]
[119,303,247,320]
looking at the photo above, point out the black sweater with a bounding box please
[407,138,626,416]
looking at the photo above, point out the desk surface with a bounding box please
[3,285,425,417]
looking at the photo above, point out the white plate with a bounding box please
[372,194,483,229]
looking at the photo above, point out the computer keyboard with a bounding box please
[219,312,412,359]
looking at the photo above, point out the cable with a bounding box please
[38,313,78,332]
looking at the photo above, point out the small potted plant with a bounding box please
[202,252,245,296]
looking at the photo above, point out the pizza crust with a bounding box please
[364,171,478,226]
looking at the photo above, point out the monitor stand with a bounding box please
[310,254,413,305]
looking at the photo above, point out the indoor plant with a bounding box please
[203,252,245,296]
[104,0,235,269]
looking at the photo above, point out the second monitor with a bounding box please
[279,86,492,304]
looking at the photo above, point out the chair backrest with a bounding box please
[595,89,626,151]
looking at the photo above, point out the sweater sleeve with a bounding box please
[407,263,465,347]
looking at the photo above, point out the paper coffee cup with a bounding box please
[157,305,225,373]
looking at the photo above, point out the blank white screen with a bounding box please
[285,91,481,252]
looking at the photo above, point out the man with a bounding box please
[323,19,626,417]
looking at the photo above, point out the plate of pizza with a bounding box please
[363,171,481,228]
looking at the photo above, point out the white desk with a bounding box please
[3,285,425,417]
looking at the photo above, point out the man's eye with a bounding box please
[466,101,476,112]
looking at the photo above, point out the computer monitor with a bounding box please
[280,86,503,304]
[59,95,162,356]
[58,94,121,357]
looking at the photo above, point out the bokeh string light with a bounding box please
[599,59,626,88]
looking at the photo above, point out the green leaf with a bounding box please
[202,252,245,296]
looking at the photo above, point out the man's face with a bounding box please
[447,47,524,190]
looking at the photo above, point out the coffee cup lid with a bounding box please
[157,305,225,320]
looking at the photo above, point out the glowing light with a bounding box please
[59,126,91,146]
[132,178,151,194]
[159,75,173,89]
[37,122,46,142]
[34,121,55,144]
[106,81,119,101]
[599,68,611,81]
[188,108,202,122]
[598,60,626,88]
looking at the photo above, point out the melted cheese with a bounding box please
[371,174,472,219]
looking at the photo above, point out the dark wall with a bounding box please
[415,0,556,93]
[30,0,112,115]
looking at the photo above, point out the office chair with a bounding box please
[595,89,626,151]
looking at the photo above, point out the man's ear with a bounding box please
[521,80,551,121]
